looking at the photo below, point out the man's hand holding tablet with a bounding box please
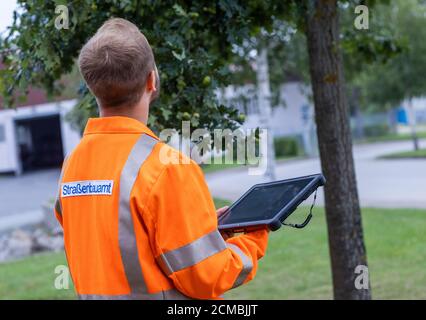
[218,174,325,233]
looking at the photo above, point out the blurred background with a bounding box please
[0,0,425,299]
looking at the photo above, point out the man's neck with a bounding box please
[99,101,149,124]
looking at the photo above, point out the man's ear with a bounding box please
[146,70,157,92]
[149,66,160,103]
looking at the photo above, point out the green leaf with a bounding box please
[172,49,186,61]
[173,4,187,17]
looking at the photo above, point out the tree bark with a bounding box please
[305,0,371,299]
[256,46,276,181]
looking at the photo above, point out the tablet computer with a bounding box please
[218,174,325,232]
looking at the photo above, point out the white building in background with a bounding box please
[0,99,80,175]
[220,81,318,156]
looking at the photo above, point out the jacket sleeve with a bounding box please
[146,158,269,299]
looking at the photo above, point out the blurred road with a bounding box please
[0,169,60,217]
[0,139,425,231]
[206,139,426,209]
[0,169,60,231]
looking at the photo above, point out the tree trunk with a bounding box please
[256,46,276,181]
[305,0,371,300]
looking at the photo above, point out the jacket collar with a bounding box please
[83,116,159,139]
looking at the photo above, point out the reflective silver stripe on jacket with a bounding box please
[55,156,69,216]
[227,243,253,288]
[156,230,227,275]
[79,288,191,300]
[118,134,159,299]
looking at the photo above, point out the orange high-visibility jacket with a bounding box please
[54,116,268,300]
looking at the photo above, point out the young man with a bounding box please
[55,18,268,300]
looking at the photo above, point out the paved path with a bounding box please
[206,139,426,209]
[0,169,60,231]
[0,169,60,217]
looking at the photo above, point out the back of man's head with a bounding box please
[78,18,155,108]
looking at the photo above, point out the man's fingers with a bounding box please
[217,207,231,239]
[216,206,229,217]
[220,230,234,240]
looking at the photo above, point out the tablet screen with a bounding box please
[219,177,314,225]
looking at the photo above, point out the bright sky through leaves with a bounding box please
[0,0,17,35]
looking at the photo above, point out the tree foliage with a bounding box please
[225,0,402,114]
[0,0,403,127]
[356,0,426,109]
[229,18,308,108]
[0,0,284,133]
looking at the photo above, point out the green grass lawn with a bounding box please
[226,206,426,299]
[201,161,242,174]
[0,250,75,300]
[1,202,425,300]
[356,131,426,144]
[379,148,426,159]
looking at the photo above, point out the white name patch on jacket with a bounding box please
[61,180,114,197]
